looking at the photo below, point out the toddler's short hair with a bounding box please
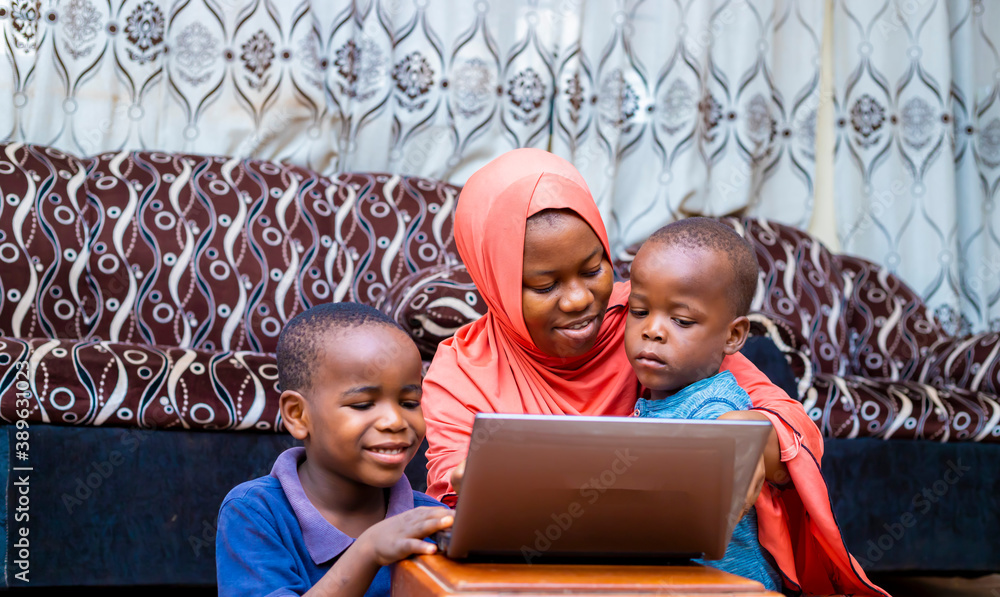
[276,302,403,394]
[646,218,759,317]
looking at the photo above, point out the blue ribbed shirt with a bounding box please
[633,371,782,592]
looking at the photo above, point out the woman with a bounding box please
[422,148,886,596]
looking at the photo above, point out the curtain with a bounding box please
[832,0,1000,334]
[1,0,822,254]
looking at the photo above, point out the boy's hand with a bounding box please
[355,507,454,567]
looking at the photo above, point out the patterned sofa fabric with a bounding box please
[0,144,96,341]
[838,254,947,382]
[805,373,1000,443]
[2,143,999,443]
[380,261,482,360]
[0,337,281,431]
[82,152,461,353]
[0,144,461,430]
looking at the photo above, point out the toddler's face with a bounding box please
[624,242,744,398]
[304,325,425,488]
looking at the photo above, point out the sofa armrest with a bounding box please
[918,332,1000,396]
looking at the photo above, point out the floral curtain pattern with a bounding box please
[0,0,822,253]
[833,0,1000,334]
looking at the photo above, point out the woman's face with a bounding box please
[521,211,614,357]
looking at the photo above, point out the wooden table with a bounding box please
[393,555,783,596]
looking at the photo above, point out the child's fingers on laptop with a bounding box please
[362,507,455,565]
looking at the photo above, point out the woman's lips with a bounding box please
[554,316,597,344]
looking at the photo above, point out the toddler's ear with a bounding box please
[724,315,751,355]
[280,390,310,441]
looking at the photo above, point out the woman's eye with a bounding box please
[529,283,556,294]
[583,265,603,277]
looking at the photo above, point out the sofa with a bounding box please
[1,142,997,587]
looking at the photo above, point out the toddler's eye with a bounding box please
[629,308,647,318]
[347,402,374,411]
[673,318,694,327]
[401,400,422,410]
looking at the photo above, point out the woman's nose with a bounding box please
[559,278,592,312]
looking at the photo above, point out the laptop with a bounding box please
[437,413,771,562]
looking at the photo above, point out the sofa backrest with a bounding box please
[0,144,96,341]
[732,218,853,377]
[0,144,462,353]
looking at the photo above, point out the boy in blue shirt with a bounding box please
[624,218,784,592]
[216,303,452,596]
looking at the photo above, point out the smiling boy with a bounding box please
[216,303,452,597]
[624,217,784,592]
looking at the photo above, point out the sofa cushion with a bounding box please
[0,336,282,430]
[380,262,485,359]
[838,254,946,382]
[81,151,461,353]
[0,143,96,341]
[805,373,1000,442]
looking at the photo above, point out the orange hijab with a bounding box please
[422,149,636,498]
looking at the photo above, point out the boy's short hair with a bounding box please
[276,302,404,394]
[645,217,759,317]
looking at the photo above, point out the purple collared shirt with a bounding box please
[216,447,446,597]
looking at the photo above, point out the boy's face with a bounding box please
[297,325,425,488]
[625,242,747,397]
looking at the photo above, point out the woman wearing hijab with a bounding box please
[421,148,887,596]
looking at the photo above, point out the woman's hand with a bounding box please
[718,410,790,517]
[450,458,467,495]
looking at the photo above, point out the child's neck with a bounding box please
[649,388,678,401]
[297,458,387,537]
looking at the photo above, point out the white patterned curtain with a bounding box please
[0,0,822,253]
[833,0,1000,334]
[551,1,824,251]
